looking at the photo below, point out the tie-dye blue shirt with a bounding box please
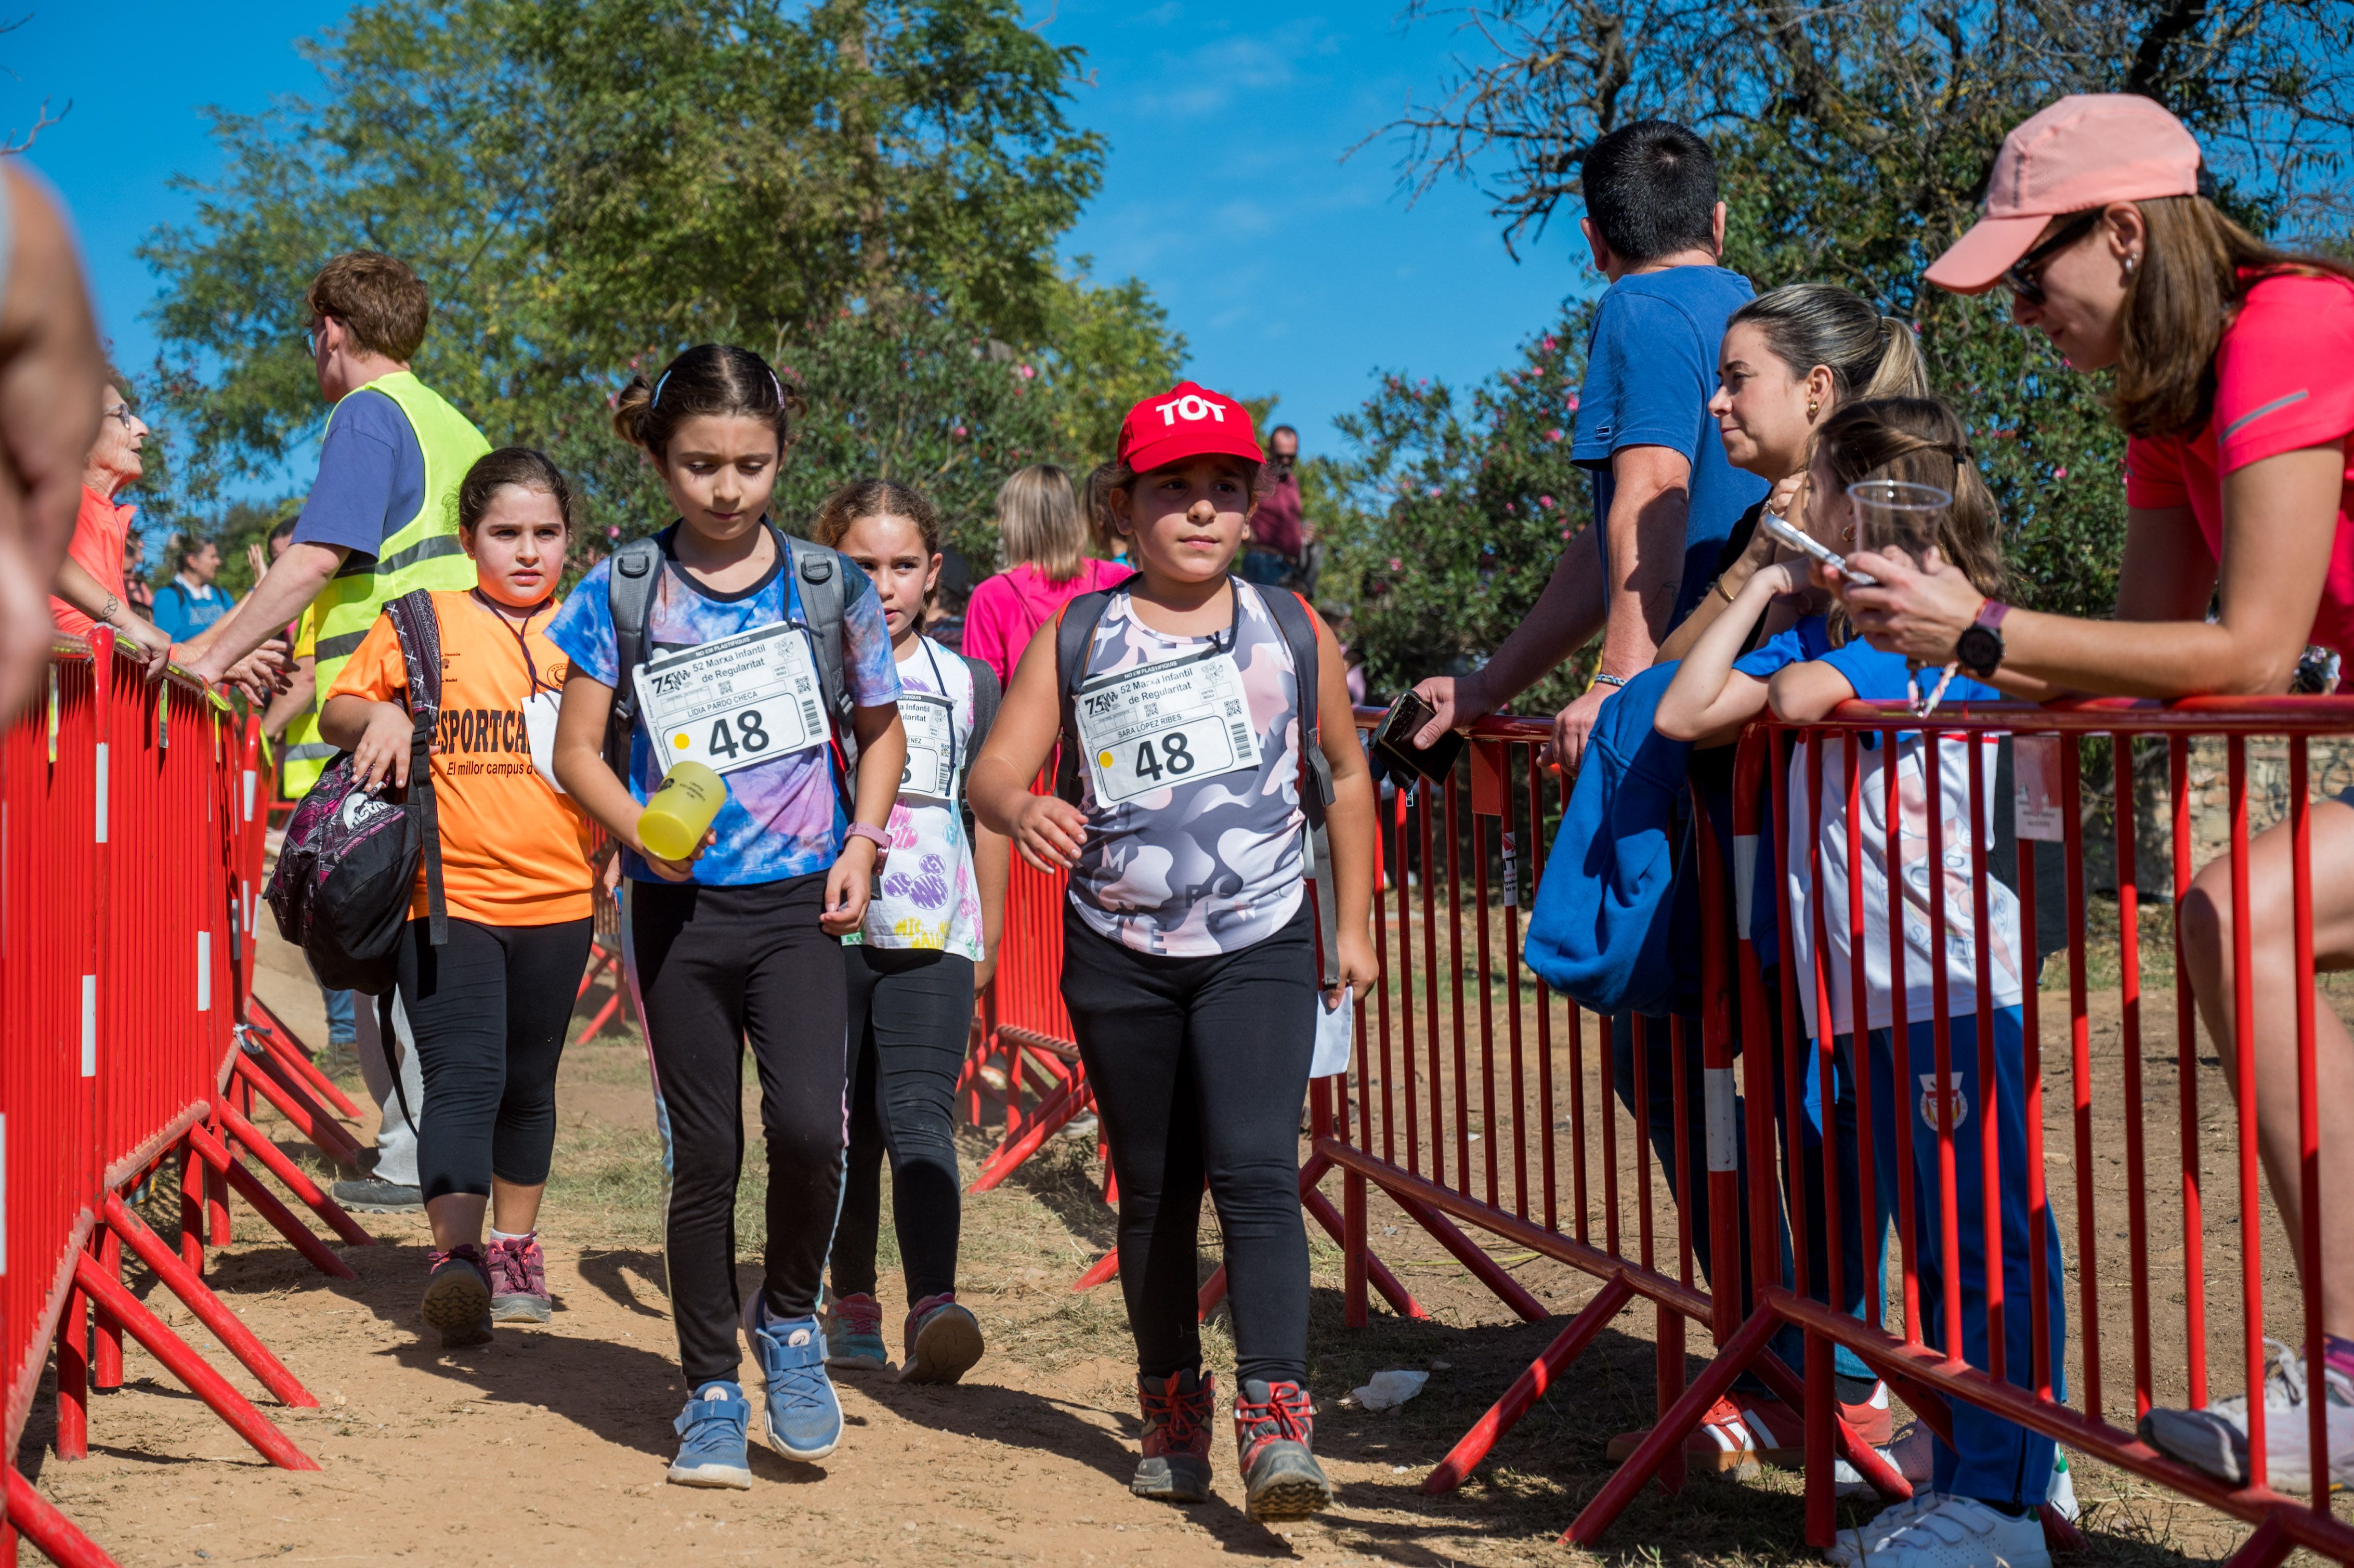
[548,524,901,886]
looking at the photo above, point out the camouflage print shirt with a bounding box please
[1068,579,1305,956]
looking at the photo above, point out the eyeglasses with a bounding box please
[101,403,136,430]
[2002,211,2102,305]
[303,318,334,356]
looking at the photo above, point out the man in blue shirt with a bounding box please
[1411,120,1766,772]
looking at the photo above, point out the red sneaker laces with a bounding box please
[1142,1377,1212,1451]
[1236,1383,1314,1453]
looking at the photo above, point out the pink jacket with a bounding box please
[960,558,1134,687]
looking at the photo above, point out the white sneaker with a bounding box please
[1854,1495,2049,1567]
[1827,1491,1943,1566]
[2137,1338,2354,1492]
[1834,1446,1907,1498]
[2046,1449,2077,1522]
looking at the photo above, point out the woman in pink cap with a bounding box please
[1840,93,2354,1504]
[967,381,1380,1521]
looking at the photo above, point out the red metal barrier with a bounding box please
[6,638,348,1563]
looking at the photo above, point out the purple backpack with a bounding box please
[265,591,449,994]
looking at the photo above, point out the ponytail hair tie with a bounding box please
[652,370,673,408]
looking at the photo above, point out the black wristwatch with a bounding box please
[1956,600,2010,679]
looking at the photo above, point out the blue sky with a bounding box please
[4,2,1588,500]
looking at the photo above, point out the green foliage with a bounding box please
[1319,306,1597,711]
[140,0,1182,554]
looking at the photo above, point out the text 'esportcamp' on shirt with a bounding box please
[546,524,901,886]
[328,589,593,927]
[1735,616,2020,1039]
[1574,265,1771,630]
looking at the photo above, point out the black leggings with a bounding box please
[396,915,592,1205]
[627,873,849,1387]
[1058,899,1316,1387]
[830,945,974,1303]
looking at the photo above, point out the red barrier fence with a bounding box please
[966,700,2354,1563]
[4,638,376,1567]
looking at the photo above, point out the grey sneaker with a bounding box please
[332,1177,423,1212]
[485,1233,552,1324]
[421,1245,493,1348]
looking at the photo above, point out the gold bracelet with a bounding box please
[1714,574,1740,604]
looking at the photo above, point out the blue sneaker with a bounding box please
[821,1288,890,1372]
[668,1381,753,1489]
[742,1295,844,1461]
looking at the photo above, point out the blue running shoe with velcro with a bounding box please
[742,1295,844,1461]
[669,1380,753,1489]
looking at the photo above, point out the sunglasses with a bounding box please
[2002,211,2102,305]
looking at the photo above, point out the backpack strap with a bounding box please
[383,590,450,949]
[1254,582,1342,991]
[782,531,859,780]
[959,654,1001,769]
[1050,588,1120,805]
[604,535,664,778]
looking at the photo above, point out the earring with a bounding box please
[2124,254,2139,276]
[1807,398,1820,419]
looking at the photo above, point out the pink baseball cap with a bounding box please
[1926,94,2203,295]
[1117,381,1264,474]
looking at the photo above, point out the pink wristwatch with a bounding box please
[843,822,891,856]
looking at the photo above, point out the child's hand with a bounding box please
[1751,561,1801,599]
[821,837,880,934]
[631,822,714,883]
[1327,929,1381,1011]
[1010,794,1087,872]
[350,704,417,791]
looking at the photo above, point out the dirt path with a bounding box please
[11,929,2267,1566]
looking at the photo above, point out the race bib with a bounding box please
[1073,650,1260,807]
[524,689,565,794]
[633,622,827,777]
[898,691,957,802]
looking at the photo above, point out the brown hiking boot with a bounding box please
[1132,1369,1215,1502]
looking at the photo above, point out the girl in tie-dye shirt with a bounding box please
[547,345,906,1488]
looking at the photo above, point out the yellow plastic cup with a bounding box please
[638,762,726,862]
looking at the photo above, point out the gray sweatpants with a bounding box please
[351,990,425,1187]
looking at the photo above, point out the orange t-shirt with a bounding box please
[327,590,592,927]
[50,487,134,638]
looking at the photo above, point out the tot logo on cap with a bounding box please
[1117,381,1265,475]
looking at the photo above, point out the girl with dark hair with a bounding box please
[548,345,907,1488]
[320,446,594,1345]
[1850,93,2354,1498]
[810,478,1010,1382]
[1658,397,2069,1568]
[967,382,1380,1521]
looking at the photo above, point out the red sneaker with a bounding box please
[1133,1369,1215,1504]
[1233,1379,1332,1521]
[485,1233,551,1325]
[1604,1394,1761,1477]
[900,1292,984,1385]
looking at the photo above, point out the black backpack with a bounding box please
[264,591,448,994]
[604,524,855,775]
[1051,577,1341,984]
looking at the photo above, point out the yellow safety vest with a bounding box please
[283,371,490,796]
[277,605,335,796]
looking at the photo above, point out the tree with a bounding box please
[1343,0,2354,642]
[141,0,1181,554]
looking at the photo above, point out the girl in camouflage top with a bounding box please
[969,382,1380,1522]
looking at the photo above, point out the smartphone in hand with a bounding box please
[1371,690,1467,783]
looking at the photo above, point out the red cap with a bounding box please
[1926,94,2203,295]
[1117,381,1264,474]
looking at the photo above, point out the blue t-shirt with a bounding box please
[291,389,426,560]
[1733,614,2003,729]
[1575,266,1771,629]
[151,579,232,641]
[547,526,903,886]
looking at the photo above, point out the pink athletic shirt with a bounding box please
[2123,270,2354,656]
[959,556,1134,687]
